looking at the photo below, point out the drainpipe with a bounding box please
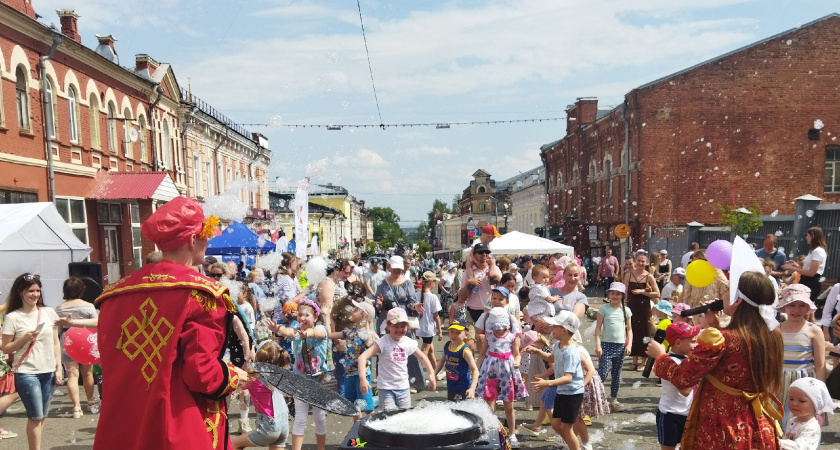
[622,99,632,257]
[41,29,63,202]
[149,86,164,171]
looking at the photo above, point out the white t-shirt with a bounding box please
[660,282,683,301]
[681,251,694,268]
[376,335,419,390]
[440,272,455,291]
[238,302,255,329]
[417,293,442,338]
[802,247,827,276]
[1,306,60,374]
[659,354,694,415]
[513,272,523,294]
[523,268,534,287]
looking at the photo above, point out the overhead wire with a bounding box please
[241,117,565,129]
[356,0,384,128]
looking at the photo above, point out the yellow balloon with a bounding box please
[686,260,716,288]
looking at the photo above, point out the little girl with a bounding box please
[781,377,835,450]
[778,284,826,427]
[476,307,528,449]
[574,338,609,447]
[327,300,376,421]
[357,308,437,411]
[594,282,632,413]
[417,272,443,369]
[233,341,290,450]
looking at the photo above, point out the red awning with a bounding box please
[88,171,179,201]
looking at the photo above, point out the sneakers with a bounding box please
[581,442,593,450]
[518,423,544,437]
[0,428,17,439]
[239,419,252,433]
[72,407,83,419]
[410,388,418,394]
[609,398,625,412]
[436,371,446,381]
[508,435,521,449]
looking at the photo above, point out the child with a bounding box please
[532,311,587,450]
[781,377,835,450]
[763,258,781,300]
[475,307,528,449]
[660,268,685,302]
[417,272,443,370]
[777,284,826,427]
[434,318,480,401]
[656,322,701,450]
[528,265,562,319]
[328,299,376,421]
[594,282,632,412]
[566,337,607,450]
[652,301,673,351]
[358,308,437,411]
[233,341,291,450]
[274,302,298,363]
[670,303,690,324]
[519,331,555,437]
[518,330,540,411]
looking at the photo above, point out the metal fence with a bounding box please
[816,205,840,280]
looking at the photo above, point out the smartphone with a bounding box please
[34,322,45,333]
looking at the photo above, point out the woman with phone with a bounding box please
[0,273,63,450]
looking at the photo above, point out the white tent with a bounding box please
[489,230,575,256]
[0,203,92,307]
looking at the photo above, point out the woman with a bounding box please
[648,252,661,286]
[317,260,352,396]
[682,250,729,310]
[656,249,672,291]
[646,271,784,449]
[438,263,457,319]
[783,227,827,315]
[0,273,63,450]
[623,252,660,371]
[247,270,267,319]
[54,277,98,418]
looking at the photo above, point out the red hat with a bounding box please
[665,322,701,344]
[481,224,502,238]
[141,196,214,251]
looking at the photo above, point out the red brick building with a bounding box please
[542,13,840,256]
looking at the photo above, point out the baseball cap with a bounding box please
[388,255,404,270]
[665,322,701,344]
[351,299,375,318]
[510,263,518,269]
[521,255,532,262]
[544,310,580,333]
[203,256,218,266]
[386,308,409,324]
[659,249,668,255]
[473,243,491,254]
[492,286,510,298]
[449,318,469,330]
[672,267,686,277]
[654,300,673,315]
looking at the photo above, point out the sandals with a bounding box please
[627,363,638,371]
[72,407,83,419]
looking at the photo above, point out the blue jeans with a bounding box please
[379,388,411,411]
[15,372,55,420]
[334,351,346,397]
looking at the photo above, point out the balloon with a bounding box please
[63,327,100,365]
[686,260,717,288]
[707,240,734,270]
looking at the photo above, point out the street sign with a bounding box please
[614,223,631,239]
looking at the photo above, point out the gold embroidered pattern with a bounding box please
[204,400,225,449]
[143,273,177,283]
[221,293,237,313]
[225,362,240,392]
[117,298,175,385]
[191,290,218,313]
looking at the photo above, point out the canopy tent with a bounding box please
[207,221,276,255]
[0,203,92,307]
[489,230,574,256]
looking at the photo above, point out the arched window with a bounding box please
[557,171,562,189]
[107,102,118,153]
[604,156,613,203]
[162,120,172,168]
[138,115,148,162]
[68,86,79,143]
[44,78,56,138]
[123,107,133,158]
[88,94,100,149]
[477,186,486,194]
[15,66,30,130]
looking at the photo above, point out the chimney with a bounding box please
[94,34,118,64]
[576,97,599,125]
[56,9,81,43]
[135,54,160,79]
[566,104,578,135]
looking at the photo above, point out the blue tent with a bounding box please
[207,221,276,255]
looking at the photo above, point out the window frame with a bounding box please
[825,146,840,193]
[107,102,118,153]
[44,77,57,139]
[54,197,88,245]
[15,66,30,131]
[68,86,79,143]
[88,94,101,149]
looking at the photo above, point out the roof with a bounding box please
[637,13,840,91]
[495,167,544,193]
[271,183,349,197]
[88,171,179,201]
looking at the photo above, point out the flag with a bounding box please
[294,178,309,259]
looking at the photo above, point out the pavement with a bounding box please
[6,294,840,448]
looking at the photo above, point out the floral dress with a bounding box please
[476,331,528,402]
[654,327,781,450]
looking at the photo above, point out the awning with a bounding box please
[88,171,179,202]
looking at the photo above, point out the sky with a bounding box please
[30,0,840,225]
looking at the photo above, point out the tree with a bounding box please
[368,206,406,246]
[416,241,431,256]
[451,194,462,214]
[425,199,451,243]
[718,203,763,238]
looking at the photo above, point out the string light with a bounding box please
[241,117,565,130]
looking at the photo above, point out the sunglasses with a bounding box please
[23,274,40,281]
[208,273,224,279]
[476,251,491,255]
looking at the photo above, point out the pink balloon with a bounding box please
[707,240,733,270]
[63,327,100,365]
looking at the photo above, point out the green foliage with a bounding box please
[452,194,462,213]
[364,241,377,255]
[368,207,405,244]
[717,204,763,237]
[416,241,431,256]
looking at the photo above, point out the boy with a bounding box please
[654,322,700,450]
[527,265,562,319]
[660,267,685,302]
[531,311,587,450]
[434,318,480,401]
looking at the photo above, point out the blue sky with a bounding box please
[32,0,839,225]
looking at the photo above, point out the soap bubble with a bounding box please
[806,209,814,217]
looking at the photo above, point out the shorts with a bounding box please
[421,336,434,344]
[541,386,558,410]
[656,409,687,447]
[448,390,468,402]
[344,373,375,412]
[15,372,55,420]
[247,413,289,447]
[379,388,411,411]
[552,393,584,424]
[466,309,483,341]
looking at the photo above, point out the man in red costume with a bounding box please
[93,196,246,450]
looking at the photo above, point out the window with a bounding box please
[89,94,100,149]
[138,115,148,162]
[44,78,56,138]
[123,107,133,158]
[16,66,30,130]
[193,154,202,197]
[556,171,562,189]
[130,203,142,268]
[477,186,486,194]
[479,203,486,211]
[205,160,214,197]
[97,202,122,225]
[162,120,172,168]
[68,86,79,143]
[55,197,88,244]
[604,157,613,203]
[107,102,117,153]
[226,167,232,186]
[825,146,840,193]
[0,189,37,204]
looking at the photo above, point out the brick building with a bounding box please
[542,13,840,259]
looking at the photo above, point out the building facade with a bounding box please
[268,192,344,257]
[508,167,546,235]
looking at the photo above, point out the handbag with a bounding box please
[827,365,840,400]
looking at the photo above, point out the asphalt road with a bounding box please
[5,295,840,449]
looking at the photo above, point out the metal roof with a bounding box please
[88,171,179,201]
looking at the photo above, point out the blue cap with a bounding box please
[492,286,510,298]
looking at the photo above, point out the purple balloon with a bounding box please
[707,239,733,270]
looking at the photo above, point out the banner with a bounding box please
[294,178,309,259]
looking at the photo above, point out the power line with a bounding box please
[242,116,565,129]
[356,0,383,128]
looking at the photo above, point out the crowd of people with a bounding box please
[1,200,839,450]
